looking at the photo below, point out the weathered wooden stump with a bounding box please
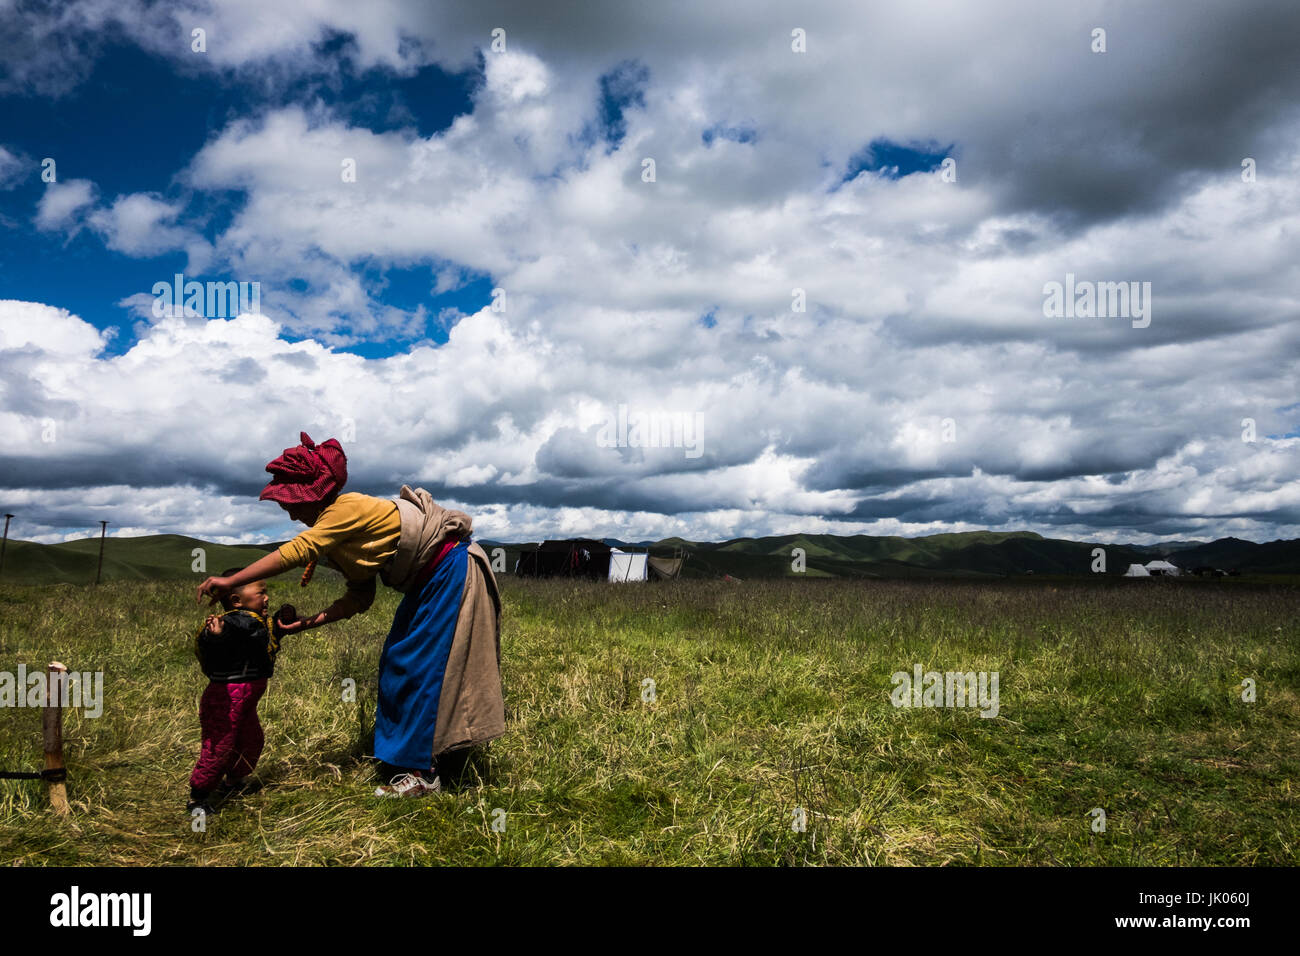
[43,661,70,816]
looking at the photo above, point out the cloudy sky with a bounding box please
[1,0,1298,547]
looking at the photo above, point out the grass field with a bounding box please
[1,575,1297,865]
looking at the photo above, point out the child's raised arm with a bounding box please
[196,550,285,604]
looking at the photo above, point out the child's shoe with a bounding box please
[211,780,235,802]
[374,770,441,798]
[188,785,217,816]
[222,775,263,797]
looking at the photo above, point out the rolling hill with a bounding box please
[0,535,280,586]
[2,529,1296,585]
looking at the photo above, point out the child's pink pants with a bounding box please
[190,679,267,793]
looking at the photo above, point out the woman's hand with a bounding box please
[275,616,314,635]
[196,576,234,605]
[277,610,331,635]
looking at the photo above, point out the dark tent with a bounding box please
[514,540,687,581]
[515,539,612,579]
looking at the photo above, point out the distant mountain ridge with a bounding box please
[471,530,1300,579]
[2,529,1297,585]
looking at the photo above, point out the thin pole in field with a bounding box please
[0,513,12,578]
[44,662,70,816]
[94,520,108,586]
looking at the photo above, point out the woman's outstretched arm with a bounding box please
[280,579,376,634]
[195,550,286,603]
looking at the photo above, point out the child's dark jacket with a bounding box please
[194,610,281,682]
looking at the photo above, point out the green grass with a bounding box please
[0,576,1297,865]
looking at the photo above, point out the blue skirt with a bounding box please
[374,541,470,768]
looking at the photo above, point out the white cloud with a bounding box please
[33,179,97,233]
[1,297,1298,545]
[86,192,211,264]
[0,300,106,354]
[0,145,24,189]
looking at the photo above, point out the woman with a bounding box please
[196,432,504,797]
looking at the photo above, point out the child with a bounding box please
[188,568,285,814]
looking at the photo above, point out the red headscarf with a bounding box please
[258,432,348,506]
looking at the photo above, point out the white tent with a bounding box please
[1123,563,1151,577]
[608,549,648,582]
[1144,560,1181,576]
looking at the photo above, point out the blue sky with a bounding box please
[0,34,685,358]
[0,37,490,356]
[1,0,1298,548]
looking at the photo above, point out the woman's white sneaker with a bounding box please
[374,771,441,797]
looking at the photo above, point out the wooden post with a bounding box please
[0,513,12,579]
[94,520,108,586]
[43,661,70,816]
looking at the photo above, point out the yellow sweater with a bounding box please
[277,493,401,616]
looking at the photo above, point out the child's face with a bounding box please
[230,580,269,614]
